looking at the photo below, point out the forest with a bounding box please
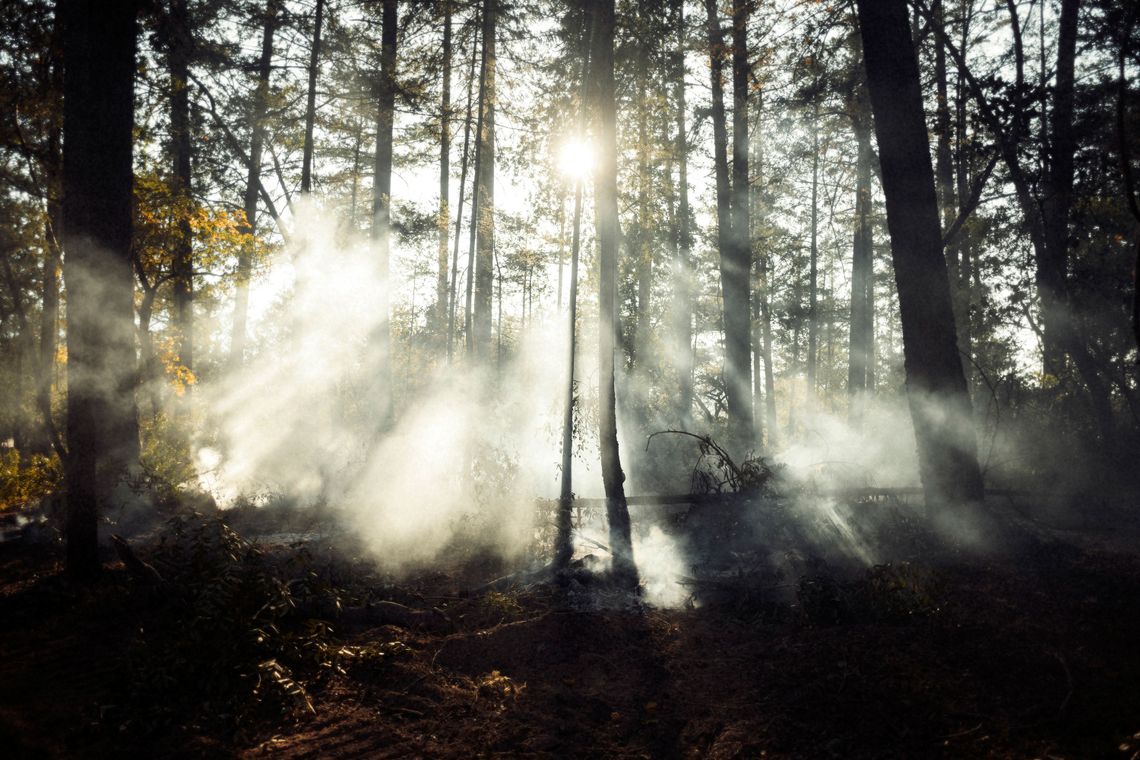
[2,0,1140,756]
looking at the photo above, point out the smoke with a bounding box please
[196,201,612,571]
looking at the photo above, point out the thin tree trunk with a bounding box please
[730,0,753,438]
[855,0,984,507]
[37,56,64,458]
[300,0,324,194]
[848,80,874,417]
[170,0,194,380]
[807,97,819,397]
[436,3,452,331]
[932,0,963,369]
[231,0,279,367]
[472,0,496,358]
[61,0,140,579]
[372,0,397,421]
[672,0,694,425]
[464,1,491,355]
[556,5,594,573]
[448,10,478,361]
[592,0,638,589]
[631,0,651,367]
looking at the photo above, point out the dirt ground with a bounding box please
[2,512,1140,759]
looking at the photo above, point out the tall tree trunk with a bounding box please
[752,87,777,444]
[464,0,490,355]
[37,42,64,458]
[932,0,964,370]
[231,0,279,367]
[855,0,984,507]
[448,10,478,361]
[373,0,397,421]
[300,0,324,194]
[848,81,874,415]
[592,0,638,589]
[61,0,140,579]
[436,3,452,333]
[730,0,753,437]
[807,97,819,397]
[556,5,594,572]
[671,0,694,425]
[170,0,194,379]
[705,0,751,434]
[472,0,496,358]
[631,0,651,367]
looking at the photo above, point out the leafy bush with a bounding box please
[125,513,349,737]
[0,449,60,512]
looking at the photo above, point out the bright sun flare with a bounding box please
[557,138,594,181]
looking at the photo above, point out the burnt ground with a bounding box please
[2,504,1140,759]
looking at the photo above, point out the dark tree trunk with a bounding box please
[372,0,397,420]
[169,0,194,378]
[848,81,874,413]
[705,0,752,435]
[730,0,753,437]
[855,0,984,507]
[300,0,324,194]
[671,0,694,425]
[592,0,638,590]
[231,0,279,367]
[436,3,452,333]
[61,0,140,579]
[631,0,651,368]
[1038,0,1079,380]
[472,0,496,358]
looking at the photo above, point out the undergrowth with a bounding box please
[122,512,405,741]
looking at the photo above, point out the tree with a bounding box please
[471,0,496,358]
[231,0,279,367]
[847,45,874,413]
[669,0,694,425]
[300,0,325,195]
[591,0,637,589]
[704,0,752,438]
[60,0,140,578]
[166,0,195,380]
[435,2,452,333]
[855,0,984,506]
[373,0,397,420]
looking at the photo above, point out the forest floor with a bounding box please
[2,501,1140,759]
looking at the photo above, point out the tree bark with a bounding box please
[855,0,984,507]
[61,0,140,579]
[592,0,638,590]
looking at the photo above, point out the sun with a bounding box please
[557,138,594,182]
